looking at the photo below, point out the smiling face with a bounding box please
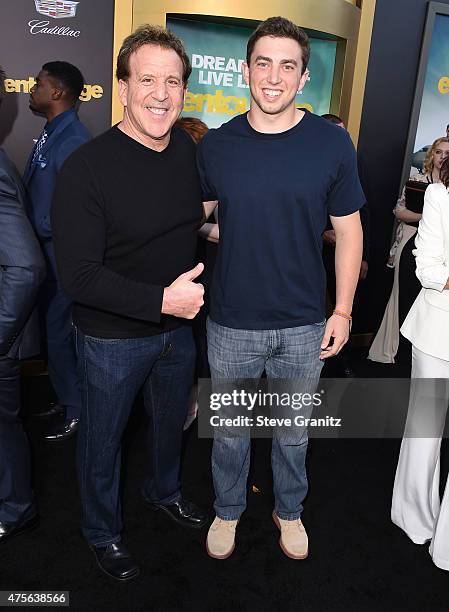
[118,44,185,151]
[243,35,309,125]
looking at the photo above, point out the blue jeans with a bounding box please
[74,325,195,547]
[207,318,325,521]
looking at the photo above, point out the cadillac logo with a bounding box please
[34,0,79,18]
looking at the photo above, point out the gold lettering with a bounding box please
[4,79,15,93]
[3,76,102,102]
[296,103,314,112]
[183,90,248,115]
[91,85,103,99]
[438,76,449,94]
[184,91,195,112]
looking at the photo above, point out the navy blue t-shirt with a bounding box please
[197,110,365,330]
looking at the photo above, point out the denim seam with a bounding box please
[275,511,302,520]
[216,514,241,521]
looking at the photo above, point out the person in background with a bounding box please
[321,113,370,376]
[176,116,218,429]
[0,65,46,543]
[368,137,449,365]
[24,61,91,441]
[392,156,449,572]
[52,25,206,581]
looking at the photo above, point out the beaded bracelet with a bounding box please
[333,309,352,321]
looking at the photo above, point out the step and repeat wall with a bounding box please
[167,17,338,129]
[0,0,114,172]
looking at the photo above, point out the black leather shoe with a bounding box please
[144,496,207,529]
[44,417,79,442]
[32,402,65,419]
[0,514,39,545]
[92,543,140,581]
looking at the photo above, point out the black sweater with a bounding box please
[51,125,203,338]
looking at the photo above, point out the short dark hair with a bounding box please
[322,113,344,125]
[246,16,310,74]
[116,24,191,85]
[0,65,5,109]
[42,61,84,103]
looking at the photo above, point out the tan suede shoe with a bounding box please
[206,517,238,559]
[272,512,308,560]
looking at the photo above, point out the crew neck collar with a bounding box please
[113,123,174,154]
[243,108,310,139]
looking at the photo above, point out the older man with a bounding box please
[0,66,45,542]
[52,26,206,581]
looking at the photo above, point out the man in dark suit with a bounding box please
[24,61,91,440]
[0,66,46,542]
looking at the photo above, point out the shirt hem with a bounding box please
[209,315,325,331]
[73,320,182,339]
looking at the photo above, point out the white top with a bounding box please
[401,182,449,360]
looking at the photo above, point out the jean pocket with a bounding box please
[82,333,125,345]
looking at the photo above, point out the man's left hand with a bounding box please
[320,314,351,359]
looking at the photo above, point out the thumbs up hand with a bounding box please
[161,263,205,319]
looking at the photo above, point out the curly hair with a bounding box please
[423,136,449,175]
[116,24,191,85]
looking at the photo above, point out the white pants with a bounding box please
[391,346,449,570]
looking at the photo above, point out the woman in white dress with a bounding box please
[391,157,449,571]
[368,137,449,363]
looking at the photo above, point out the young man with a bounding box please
[52,26,206,581]
[197,17,364,560]
[24,61,91,440]
[0,65,46,542]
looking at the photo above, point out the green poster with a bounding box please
[411,13,449,171]
[168,17,337,128]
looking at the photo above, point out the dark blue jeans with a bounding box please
[74,325,195,547]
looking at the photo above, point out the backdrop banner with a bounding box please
[411,12,449,170]
[0,0,114,172]
[168,17,338,129]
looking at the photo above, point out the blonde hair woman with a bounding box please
[392,156,449,571]
[368,137,449,364]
